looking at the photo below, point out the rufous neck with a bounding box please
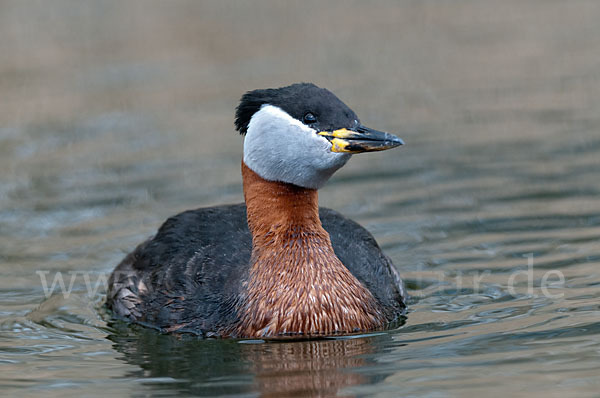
[242,161,322,240]
[236,161,386,337]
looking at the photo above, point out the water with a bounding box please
[1,1,599,396]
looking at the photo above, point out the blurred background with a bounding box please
[1,1,599,397]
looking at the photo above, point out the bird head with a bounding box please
[236,83,404,189]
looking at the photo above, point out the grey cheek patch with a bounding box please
[243,105,351,189]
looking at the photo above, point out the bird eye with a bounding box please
[303,112,317,124]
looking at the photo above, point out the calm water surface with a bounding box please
[1,1,599,397]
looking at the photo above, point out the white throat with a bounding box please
[243,105,350,189]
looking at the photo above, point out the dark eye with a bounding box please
[303,112,317,124]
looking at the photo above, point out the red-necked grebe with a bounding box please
[107,83,406,338]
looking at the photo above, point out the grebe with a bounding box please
[107,83,406,338]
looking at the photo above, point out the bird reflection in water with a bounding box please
[108,322,397,397]
[245,337,374,398]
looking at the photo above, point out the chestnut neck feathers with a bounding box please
[235,162,385,338]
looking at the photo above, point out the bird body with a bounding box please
[107,83,406,338]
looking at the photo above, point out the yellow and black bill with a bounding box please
[318,125,404,153]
